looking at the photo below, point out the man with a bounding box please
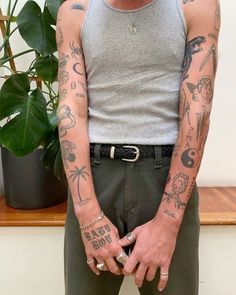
[56,0,220,294]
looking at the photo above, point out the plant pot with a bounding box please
[1,146,67,209]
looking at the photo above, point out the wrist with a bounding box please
[79,210,104,230]
[154,206,183,232]
[73,199,102,224]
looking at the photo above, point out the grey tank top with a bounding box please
[80,0,187,145]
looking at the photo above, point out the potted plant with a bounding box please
[0,0,67,209]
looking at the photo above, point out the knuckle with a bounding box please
[135,274,142,281]
[141,257,150,265]
[112,245,122,255]
[161,255,170,264]
[133,249,141,259]
[101,251,109,259]
[123,267,131,275]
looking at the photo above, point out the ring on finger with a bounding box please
[96,262,107,271]
[126,232,135,243]
[160,272,169,277]
[86,258,95,265]
[116,251,128,265]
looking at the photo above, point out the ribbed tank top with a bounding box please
[80,0,187,145]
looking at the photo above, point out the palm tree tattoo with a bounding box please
[69,166,91,206]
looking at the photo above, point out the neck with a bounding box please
[106,0,154,10]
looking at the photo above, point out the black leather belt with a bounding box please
[90,143,174,162]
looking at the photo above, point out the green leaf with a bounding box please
[41,134,66,182]
[17,1,57,56]
[48,111,58,131]
[33,55,58,83]
[46,0,64,20]
[0,73,30,119]
[0,73,51,156]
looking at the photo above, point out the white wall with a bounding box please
[0,1,236,190]
[197,0,236,186]
[0,226,235,295]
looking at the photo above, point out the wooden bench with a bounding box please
[0,187,236,226]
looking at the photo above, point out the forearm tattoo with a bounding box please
[59,88,67,101]
[162,173,189,210]
[83,224,112,250]
[57,105,76,137]
[181,148,200,168]
[60,140,76,168]
[163,209,176,219]
[196,108,210,140]
[69,166,92,206]
[179,89,191,124]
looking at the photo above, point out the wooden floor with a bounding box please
[0,187,236,226]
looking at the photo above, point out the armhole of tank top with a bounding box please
[176,0,187,37]
[80,0,92,39]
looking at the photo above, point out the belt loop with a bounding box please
[93,143,102,165]
[153,146,162,169]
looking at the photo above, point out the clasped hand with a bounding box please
[81,213,178,292]
[119,218,179,292]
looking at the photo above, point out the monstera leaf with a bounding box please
[41,133,66,182]
[0,73,51,156]
[17,1,57,56]
[46,0,64,19]
[33,55,58,83]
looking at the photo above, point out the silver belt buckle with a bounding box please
[121,145,140,162]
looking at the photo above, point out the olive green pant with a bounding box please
[64,144,200,295]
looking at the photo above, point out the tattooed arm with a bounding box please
[56,0,99,222]
[56,0,124,276]
[158,0,220,222]
[120,0,221,291]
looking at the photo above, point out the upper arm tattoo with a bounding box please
[199,44,217,76]
[70,41,83,60]
[71,3,85,10]
[182,36,206,81]
[183,0,195,4]
[187,75,213,103]
[214,0,221,31]
[56,26,64,48]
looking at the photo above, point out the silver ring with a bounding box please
[160,272,169,277]
[126,232,135,243]
[96,262,106,271]
[86,258,95,265]
[116,252,128,265]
